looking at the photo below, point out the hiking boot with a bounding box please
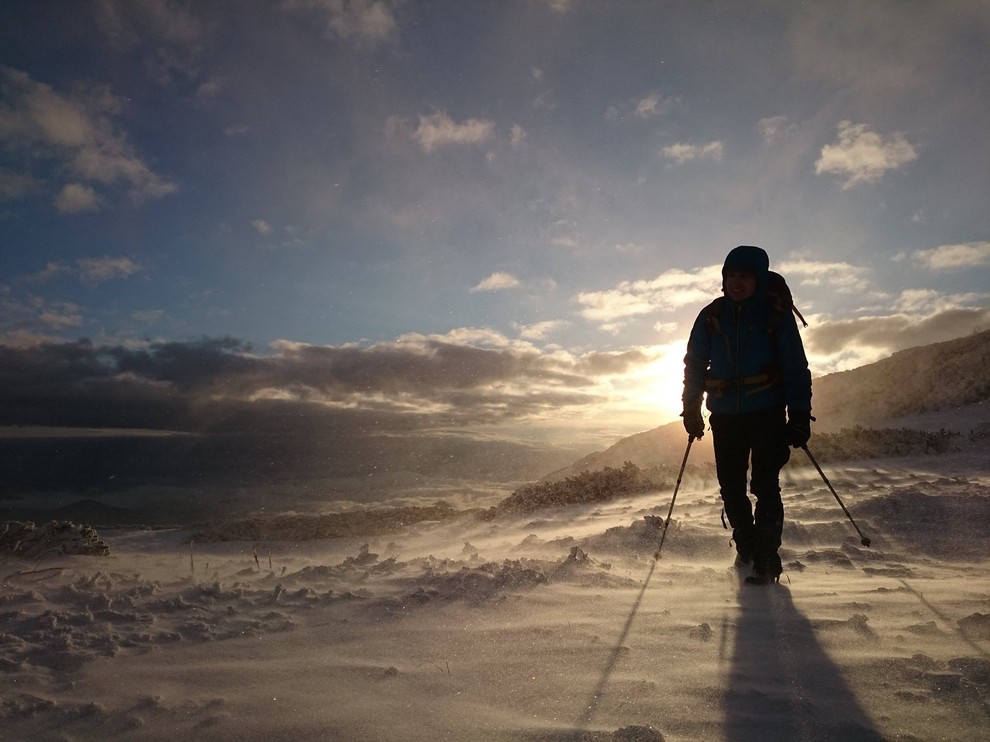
[732,527,755,567]
[751,552,782,584]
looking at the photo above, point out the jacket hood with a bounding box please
[722,245,770,294]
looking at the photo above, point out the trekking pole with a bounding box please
[652,435,695,560]
[801,445,871,547]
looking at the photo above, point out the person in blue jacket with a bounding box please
[682,245,812,583]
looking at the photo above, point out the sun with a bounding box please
[622,345,686,425]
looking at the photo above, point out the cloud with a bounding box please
[515,320,565,341]
[54,183,101,213]
[40,304,84,329]
[576,265,722,324]
[574,348,651,376]
[27,261,71,283]
[550,234,580,249]
[132,309,165,323]
[283,0,400,46]
[0,330,632,435]
[471,272,521,293]
[25,256,141,286]
[661,141,724,164]
[510,124,527,148]
[251,219,274,235]
[815,121,917,188]
[78,256,141,285]
[195,76,225,100]
[92,0,205,89]
[913,242,990,270]
[96,0,204,47]
[411,112,496,153]
[606,91,678,121]
[776,259,871,294]
[0,67,177,207]
[891,288,989,315]
[0,169,40,200]
[806,307,990,365]
[758,116,797,144]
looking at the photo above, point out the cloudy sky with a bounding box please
[2,0,989,447]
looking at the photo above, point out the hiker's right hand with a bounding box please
[681,407,705,439]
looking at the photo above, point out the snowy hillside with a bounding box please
[811,329,990,432]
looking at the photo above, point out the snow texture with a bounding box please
[2,433,989,740]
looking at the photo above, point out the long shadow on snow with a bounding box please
[724,575,886,742]
[575,558,658,731]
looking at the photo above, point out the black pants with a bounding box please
[710,406,790,560]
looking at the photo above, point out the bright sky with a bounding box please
[1,1,989,446]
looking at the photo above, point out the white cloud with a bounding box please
[28,261,71,283]
[892,288,988,314]
[758,116,796,144]
[607,91,677,121]
[0,169,39,200]
[54,183,101,213]
[251,219,274,235]
[613,242,644,254]
[510,124,527,148]
[77,256,141,285]
[576,265,722,324]
[132,309,165,323]
[96,0,204,46]
[515,320,565,341]
[26,256,139,286]
[195,76,225,100]
[815,121,917,188]
[550,235,579,249]
[412,112,496,153]
[806,307,990,367]
[40,304,83,329]
[0,67,177,206]
[634,93,664,118]
[661,141,724,164]
[913,242,990,270]
[470,272,521,293]
[284,0,400,46]
[776,259,872,294]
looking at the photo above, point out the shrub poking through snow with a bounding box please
[1,521,109,559]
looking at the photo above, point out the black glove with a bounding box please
[786,410,812,448]
[681,406,705,440]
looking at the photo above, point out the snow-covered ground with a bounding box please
[2,440,989,741]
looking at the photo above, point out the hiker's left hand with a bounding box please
[786,410,811,448]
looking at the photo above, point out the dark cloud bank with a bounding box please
[0,337,607,521]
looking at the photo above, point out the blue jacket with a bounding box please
[683,246,812,416]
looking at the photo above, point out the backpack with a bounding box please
[706,270,807,340]
[702,271,807,396]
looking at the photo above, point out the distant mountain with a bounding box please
[545,329,990,480]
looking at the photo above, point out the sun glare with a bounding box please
[623,346,685,425]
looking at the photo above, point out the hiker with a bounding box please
[681,245,813,583]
